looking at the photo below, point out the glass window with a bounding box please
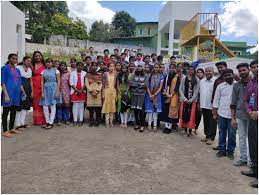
[147,28,151,36]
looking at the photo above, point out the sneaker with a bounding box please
[206,139,213,145]
[233,160,247,167]
[227,152,234,160]
[216,151,226,158]
[213,146,220,150]
[250,179,258,188]
[241,169,257,178]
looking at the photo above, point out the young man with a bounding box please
[96,55,103,64]
[165,56,176,75]
[200,67,217,145]
[81,53,87,66]
[211,61,227,150]
[114,48,120,61]
[241,59,258,188]
[120,53,128,65]
[231,63,251,167]
[157,55,163,65]
[143,55,152,70]
[88,47,96,62]
[110,55,117,64]
[150,53,157,66]
[83,56,92,73]
[213,69,236,160]
[134,53,145,68]
[103,49,110,66]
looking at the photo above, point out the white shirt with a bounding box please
[69,70,86,95]
[199,76,216,110]
[213,81,235,119]
[16,65,32,79]
[134,60,145,68]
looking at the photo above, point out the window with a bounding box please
[139,29,143,36]
[233,51,242,56]
[147,28,151,36]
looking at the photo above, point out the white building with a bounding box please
[1,1,25,65]
[157,1,201,56]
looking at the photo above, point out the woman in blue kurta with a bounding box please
[1,53,26,138]
[145,63,164,132]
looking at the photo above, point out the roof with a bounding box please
[110,34,157,40]
[136,22,158,25]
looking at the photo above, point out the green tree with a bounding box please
[111,11,136,37]
[89,20,111,42]
[69,18,88,40]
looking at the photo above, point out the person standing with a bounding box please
[103,49,110,67]
[2,54,26,137]
[58,61,71,124]
[241,59,258,188]
[31,51,46,125]
[101,63,117,128]
[88,47,96,62]
[70,62,87,126]
[179,65,199,136]
[85,62,103,127]
[145,63,164,131]
[150,53,157,66]
[130,64,148,132]
[199,67,217,145]
[134,53,145,68]
[195,68,205,134]
[40,58,61,129]
[15,56,33,130]
[117,64,130,128]
[230,63,251,166]
[213,69,236,159]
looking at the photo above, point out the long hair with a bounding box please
[6,53,17,64]
[149,63,160,82]
[118,64,129,84]
[59,61,67,73]
[31,51,45,68]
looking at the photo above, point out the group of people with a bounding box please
[1,47,258,188]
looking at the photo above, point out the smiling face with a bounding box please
[24,58,31,67]
[9,55,18,65]
[196,69,204,79]
[46,60,53,69]
[60,63,67,72]
[250,63,258,77]
[153,64,160,74]
[109,63,115,72]
[238,66,250,79]
[121,65,128,74]
[116,63,121,71]
[34,52,42,63]
[137,64,143,72]
[188,67,195,76]
[217,64,227,75]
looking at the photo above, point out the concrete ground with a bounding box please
[1,117,258,194]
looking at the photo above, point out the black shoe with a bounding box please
[94,120,100,127]
[250,179,258,188]
[139,127,144,132]
[216,151,226,158]
[213,146,220,150]
[227,152,234,160]
[89,121,94,127]
[163,128,171,134]
[241,169,257,178]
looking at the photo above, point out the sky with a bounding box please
[67,0,258,46]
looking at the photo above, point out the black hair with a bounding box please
[32,51,45,67]
[59,61,67,72]
[118,64,129,84]
[85,56,92,60]
[170,55,176,60]
[81,53,86,57]
[97,55,103,59]
[129,62,135,67]
[76,62,83,67]
[144,55,150,60]
[129,56,135,61]
[157,55,163,61]
[135,65,145,76]
[121,53,126,56]
[46,58,53,64]
[114,48,119,52]
[149,63,160,82]
[89,46,93,49]
[104,49,109,53]
[124,49,128,52]
[151,53,157,58]
[23,56,31,62]
[70,57,77,63]
[222,68,234,75]
[89,61,98,74]
[6,53,18,64]
[250,59,258,67]
[196,68,205,74]
[236,63,249,70]
[137,53,142,57]
[183,62,190,67]
[110,54,116,58]
[215,61,227,67]
[54,60,60,63]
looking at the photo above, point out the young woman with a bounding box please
[69,62,86,126]
[101,63,117,128]
[57,61,71,124]
[128,62,135,76]
[179,65,200,136]
[54,60,60,69]
[115,62,122,74]
[130,64,148,132]
[1,54,26,137]
[85,62,103,127]
[145,63,164,131]
[161,64,180,134]
[40,58,61,129]
[127,62,136,125]
[15,56,33,130]
[70,57,77,72]
[117,64,130,128]
[32,51,46,125]
[144,64,151,77]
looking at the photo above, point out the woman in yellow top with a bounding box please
[101,63,117,127]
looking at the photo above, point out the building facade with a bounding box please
[1,1,25,65]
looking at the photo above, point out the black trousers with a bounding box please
[248,118,258,177]
[2,106,17,132]
[202,108,217,140]
[88,107,101,122]
[134,109,145,127]
[195,109,202,130]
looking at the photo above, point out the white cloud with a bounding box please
[219,0,259,38]
[67,0,115,30]
[161,1,167,6]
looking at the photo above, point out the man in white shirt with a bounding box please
[134,53,145,68]
[200,67,217,145]
[213,69,237,159]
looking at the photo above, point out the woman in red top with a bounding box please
[31,51,46,125]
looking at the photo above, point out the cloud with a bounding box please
[219,0,258,38]
[160,1,167,6]
[67,0,115,30]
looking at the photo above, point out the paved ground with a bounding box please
[1,117,257,194]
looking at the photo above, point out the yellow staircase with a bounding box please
[179,13,235,62]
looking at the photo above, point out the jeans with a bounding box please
[237,118,250,162]
[248,118,258,177]
[2,106,17,132]
[202,109,217,140]
[57,105,70,122]
[217,115,237,154]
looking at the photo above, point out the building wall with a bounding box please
[135,23,158,37]
[1,1,25,65]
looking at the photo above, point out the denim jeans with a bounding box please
[237,118,250,162]
[217,115,237,154]
[56,105,69,122]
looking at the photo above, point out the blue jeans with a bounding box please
[56,105,69,122]
[237,118,250,162]
[217,115,237,154]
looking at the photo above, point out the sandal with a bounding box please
[16,126,24,131]
[139,126,144,132]
[10,129,22,134]
[134,126,140,130]
[2,131,14,138]
[45,124,53,130]
[23,124,31,128]
[42,123,48,128]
